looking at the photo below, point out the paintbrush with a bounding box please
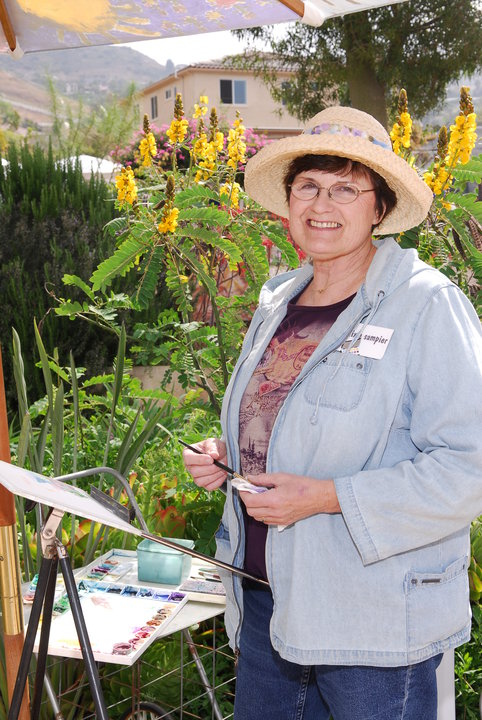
[178,440,249,483]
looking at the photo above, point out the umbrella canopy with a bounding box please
[0,0,407,57]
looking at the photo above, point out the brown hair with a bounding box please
[284,154,397,228]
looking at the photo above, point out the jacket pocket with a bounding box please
[405,556,470,653]
[303,354,371,412]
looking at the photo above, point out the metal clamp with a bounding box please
[40,508,64,558]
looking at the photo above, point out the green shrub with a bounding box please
[0,141,119,413]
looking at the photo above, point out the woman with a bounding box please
[183,106,482,719]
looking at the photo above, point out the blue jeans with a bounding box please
[234,584,442,720]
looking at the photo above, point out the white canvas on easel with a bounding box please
[0,461,143,536]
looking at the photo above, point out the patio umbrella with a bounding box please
[0,0,408,57]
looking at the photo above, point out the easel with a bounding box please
[8,506,109,720]
[0,461,267,719]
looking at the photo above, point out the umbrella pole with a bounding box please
[0,346,29,718]
[277,0,305,17]
[0,1,17,53]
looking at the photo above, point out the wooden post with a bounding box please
[0,346,29,718]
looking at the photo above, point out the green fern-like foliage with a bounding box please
[54,109,302,416]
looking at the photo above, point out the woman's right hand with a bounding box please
[182,438,228,491]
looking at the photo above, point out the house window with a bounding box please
[280,81,291,106]
[220,79,247,105]
[150,96,158,119]
[165,89,172,100]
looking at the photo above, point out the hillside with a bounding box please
[423,74,482,127]
[0,44,170,135]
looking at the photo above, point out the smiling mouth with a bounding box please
[308,220,341,229]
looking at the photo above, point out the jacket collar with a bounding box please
[257,237,426,319]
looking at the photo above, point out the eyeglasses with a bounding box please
[289,180,375,204]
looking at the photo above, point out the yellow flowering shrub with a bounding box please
[391,87,481,315]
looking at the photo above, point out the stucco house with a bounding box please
[139,57,302,138]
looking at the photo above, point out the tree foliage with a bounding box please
[47,77,140,160]
[233,0,482,126]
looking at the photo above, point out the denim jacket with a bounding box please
[215,237,482,667]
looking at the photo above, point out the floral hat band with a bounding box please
[244,105,434,236]
[304,122,392,151]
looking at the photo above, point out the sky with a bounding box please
[125,24,291,67]
[126,30,253,67]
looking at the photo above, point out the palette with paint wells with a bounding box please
[28,549,188,665]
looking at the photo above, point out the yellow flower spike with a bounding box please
[193,95,208,119]
[220,181,241,209]
[208,108,224,153]
[115,166,138,205]
[157,175,179,233]
[214,131,224,152]
[165,174,176,202]
[173,93,185,120]
[446,87,477,168]
[227,113,247,170]
[423,124,453,196]
[390,89,412,157]
[158,207,179,234]
[166,94,189,145]
[143,114,151,135]
[139,132,157,167]
[460,86,474,115]
[437,126,449,159]
[166,118,189,145]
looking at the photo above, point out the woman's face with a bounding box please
[288,168,381,263]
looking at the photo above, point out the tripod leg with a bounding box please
[31,556,59,720]
[8,556,57,720]
[58,549,109,720]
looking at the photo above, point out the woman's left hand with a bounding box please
[239,473,341,526]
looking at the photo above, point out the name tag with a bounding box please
[338,323,394,359]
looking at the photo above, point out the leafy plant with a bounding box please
[455,605,482,719]
[10,321,178,573]
[47,77,140,161]
[55,95,299,419]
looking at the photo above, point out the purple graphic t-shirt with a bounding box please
[239,292,354,581]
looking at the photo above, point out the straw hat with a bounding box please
[244,106,433,235]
